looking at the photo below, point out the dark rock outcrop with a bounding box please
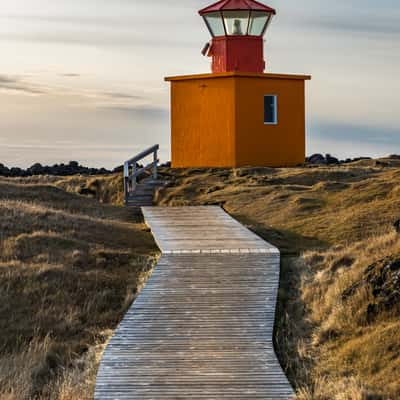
[307,154,373,165]
[325,154,340,165]
[342,256,400,322]
[0,161,113,177]
[307,153,326,164]
[306,153,339,165]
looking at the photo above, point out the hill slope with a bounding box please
[2,158,400,399]
[155,158,400,399]
[0,177,158,399]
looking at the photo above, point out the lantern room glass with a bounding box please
[248,11,270,35]
[222,11,250,36]
[204,12,226,37]
[203,10,273,37]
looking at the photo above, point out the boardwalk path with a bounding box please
[95,206,294,399]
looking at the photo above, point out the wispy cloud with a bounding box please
[0,74,151,108]
[0,31,195,48]
[73,90,151,109]
[100,105,168,117]
[303,15,400,37]
[59,73,81,78]
[101,92,143,101]
[0,75,44,95]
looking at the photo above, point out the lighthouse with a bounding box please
[165,0,311,168]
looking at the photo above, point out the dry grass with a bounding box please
[0,176,158,399]
[155,158,400,399]
[2,158,400,399]
[293,233,400,399]
[4,174,125,206]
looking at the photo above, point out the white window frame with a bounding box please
[264,95,278,125]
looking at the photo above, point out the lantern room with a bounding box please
[199,0,276,73]
[165,0,311,168]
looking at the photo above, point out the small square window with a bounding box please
[264,95,278,125]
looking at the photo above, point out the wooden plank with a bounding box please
[95,206,294,399]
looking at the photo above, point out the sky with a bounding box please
[0,0,399,168]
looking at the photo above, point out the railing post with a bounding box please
[132,163,137,190]
[153,149,158,180]
[123,162,129,201]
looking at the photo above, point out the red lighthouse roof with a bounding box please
[199,0,276,15]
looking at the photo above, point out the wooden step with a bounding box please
[132,188,155,195]
[125,181,166,207]
[125,184,155,207]
[126,198,154,207]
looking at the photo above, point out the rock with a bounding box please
[29,163,45,175]
[29,163,43,174]
[0,163,10,176]
[388,259,400,271]
[113,165,124,173]
[325,154,340,165]
[389,154,400,160]
[9,167,24,177]
[394,220,400,234]
[0,161,112,177]
[72,250,88,268]
[69,161,79,169]
[342,255,400,320]
[307,154,326,164]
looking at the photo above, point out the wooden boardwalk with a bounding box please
[95,206,294,399]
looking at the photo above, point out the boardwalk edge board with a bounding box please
[95,206,295,399]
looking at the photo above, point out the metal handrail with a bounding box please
[124,144,159,200]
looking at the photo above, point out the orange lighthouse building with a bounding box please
[165,0,311,168]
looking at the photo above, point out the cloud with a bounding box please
[0,75,148,106]
[304,15,400,37]
[59,73,81,77]
[99,104,168,118]
[71,90,150,109]
[101,92,143,101]
[0,31,195,48]
[0,75,45,95]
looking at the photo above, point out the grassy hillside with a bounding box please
[0,176,158,399]
[155,158,400,399]
[2,158,400,399]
